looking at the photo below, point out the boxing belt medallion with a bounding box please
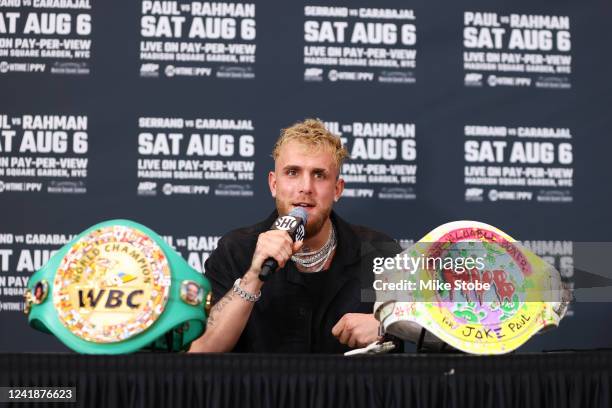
[24,220,211,354]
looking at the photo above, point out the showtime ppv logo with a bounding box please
[328,69,374,82]
[162,183,210,195]
[488,189,533,201]
[165,65,212,77]
[487,75,531,87]
[0,61,45,73]
[0,181,43,192]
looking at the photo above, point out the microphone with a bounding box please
[258,207,308,281]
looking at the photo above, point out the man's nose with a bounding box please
[299,174,313,193]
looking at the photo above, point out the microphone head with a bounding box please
[288,207,308,225]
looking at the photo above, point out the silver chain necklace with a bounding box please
[292,224,337,272]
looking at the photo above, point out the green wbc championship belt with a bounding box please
[23,220,211,354]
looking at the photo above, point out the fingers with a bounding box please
[251,230,298,274]
[270,230,295,268]
[347,332,359,349]
[331,316,345,337]
[332,313,380,349]
[275,246,292,268]
[338,326,351,345]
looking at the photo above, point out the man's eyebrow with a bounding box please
[282,165,329,174]
[312,168,328,174]
[282,165,302,171]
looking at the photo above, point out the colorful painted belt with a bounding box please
[374,221,571,355]
[24,220,211,354]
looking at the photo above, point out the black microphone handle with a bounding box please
[256,208,307,282]
[258,257,278,281]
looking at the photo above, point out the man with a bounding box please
[184,281,202,305]
[189,119,400,353]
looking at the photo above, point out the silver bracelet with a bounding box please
[232,278,261,302]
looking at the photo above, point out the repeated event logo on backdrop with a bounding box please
[0,0,92,75]
[463,12,571,89]
[139,1,256,79]
[0,231,219,313]
[137,117,255,197]
[463,125,573,203]
[324,120,417,200]
[0,114,88,194]
[303,6,416,84]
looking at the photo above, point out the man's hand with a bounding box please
[332,313,380,348]
[249,230,303,276]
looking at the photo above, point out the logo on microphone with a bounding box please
[273,215,305,242]
[294,225,305,242]
[274,215,298,231]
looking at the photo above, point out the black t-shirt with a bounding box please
[296,267,332,352]
[204,210,401,353]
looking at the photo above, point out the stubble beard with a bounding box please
[276,198,332,240]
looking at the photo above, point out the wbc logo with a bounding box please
[53,226,171,343]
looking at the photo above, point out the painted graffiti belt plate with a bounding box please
[374,221,570,355]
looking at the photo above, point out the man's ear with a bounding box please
[334,177,345,202]
[269,171,277,198]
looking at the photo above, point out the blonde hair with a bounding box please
[272,119,348,171]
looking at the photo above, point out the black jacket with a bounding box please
[204,210,401,353]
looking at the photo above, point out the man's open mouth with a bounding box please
[293,202,315,209]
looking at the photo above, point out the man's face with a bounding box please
[187,284,199,301]
[269,140,344,237]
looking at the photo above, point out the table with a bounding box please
[1,351,610,408]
